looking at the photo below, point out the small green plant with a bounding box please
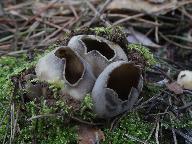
[81,94,93,110]
[128,44,156,65]
[77,94,96,121]
[91,27,113,35]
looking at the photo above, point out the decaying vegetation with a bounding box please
[0,0,192,143]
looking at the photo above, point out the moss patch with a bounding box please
[104,113,155,144]
[128,44,156,66]
[0,55,33,141]
[1,27,190,143]
[0,47,155,143]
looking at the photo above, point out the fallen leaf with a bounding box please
[77,125,105,144]
[127,27,161,48]
[107,0,178,15]
[166,81,183,94]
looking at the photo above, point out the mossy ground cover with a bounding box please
[0,49,155,143]
[0,27,191,143]
[0,55,31,141]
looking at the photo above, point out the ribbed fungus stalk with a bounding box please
[81,37,115,60]
[107,63,140,101]
[55,47,84,85]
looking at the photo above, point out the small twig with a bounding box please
[4,1,33,11]
[148,111,169,116]
[70,116,103,126]
[12,108,19,143]
[40,18,74,44]
[10,103,15,143]
[124,133,147,144]
[84,0,111,26]
[174,129,192,143]
[135,91,164,110]
[35,17,70,33]
[153,66,173,82]
[169,96,178,144]
[183,90,192,95]
[27,113,60,121]
[0,108,9,128]
[113,13,144,26]
[179,7,192,20]
[159,32,192,49]
[155,18,159,43]
[172,128,178,144]
[155,118,160,144]
[145,121,156,143]
[83,0,112,27]
[104,13,161,27]
[177,101,192,112]
[3,120,10,144]
[67,0,79,19]
[27,113,102,126]
[180,96,192,117]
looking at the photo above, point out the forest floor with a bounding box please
[0,0,192,143]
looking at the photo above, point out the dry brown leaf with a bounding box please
[166,81,183,94]
[107,0,178,15]
[127,27,161,48]
[77,125,105,144]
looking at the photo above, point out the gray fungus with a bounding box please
[35,46,95,100]
[35,35,143,118]
[54,46,96,100]
[91,61,143,118]
[68,35,128,77]
[35,48,64,82]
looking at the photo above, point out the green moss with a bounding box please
[128,44,156,65]
[0,45,73,143]
[90,26,124,41]
[91,27,114,35]
[162,115,192,129]
[142,83,163,100]
[16,99,77,144]
[1,32,190,143]
[0,55,31,140]
[104,112,155,144]
[77,94,96,121]
[41,126,77,144]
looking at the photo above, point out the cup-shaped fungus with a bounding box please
[54,46,96,100]
[68,35,128,77]
[91,61,143,118]
[35,48,64,83]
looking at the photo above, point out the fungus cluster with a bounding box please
[35,35,143,118]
